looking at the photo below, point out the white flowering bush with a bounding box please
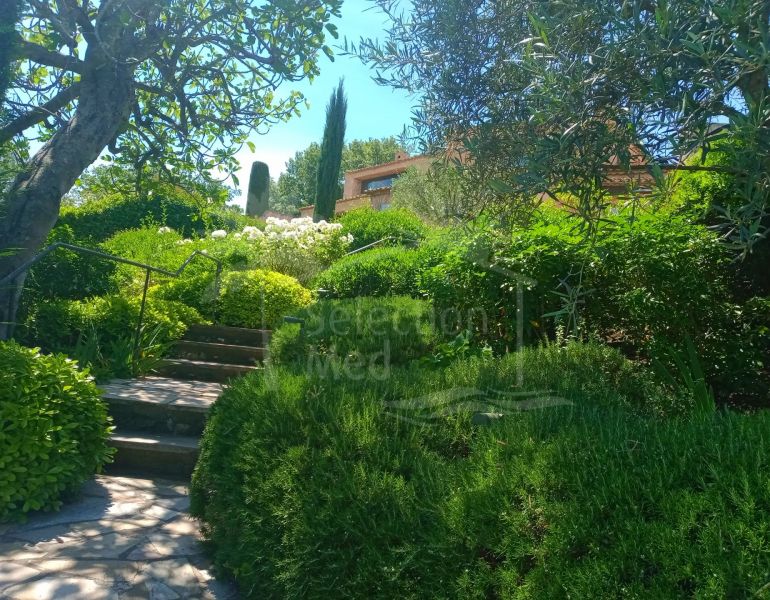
[205,217,353,284]
[259,217,353,284]
[264,217,352,258]
[113,219,352,293]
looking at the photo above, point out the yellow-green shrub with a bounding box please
[0,342,113,522]
[219,269,312,330]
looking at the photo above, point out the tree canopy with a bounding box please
[3,0,342,176]
[0,0,342,337]
[354,0,769,247]
[0,0,18,104]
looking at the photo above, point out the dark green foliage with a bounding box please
[21,225,116,302]
[246,161,270,217]
[313,246,425,298]
[58,192,247,243]
[586,215,734,376]
[418,213,757,402]
[190,344,770,598]
[420,221,585,350]
[219,269,313,330]
[0,342,113,522]
[314,80,347,221]
[0,0,18,104]
[268,296,440,369]
[338,206,426,250]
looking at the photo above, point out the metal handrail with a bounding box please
[343,236,419,257]
[0,242,223,368]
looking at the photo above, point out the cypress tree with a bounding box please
[313,79,347,222]
[246,160,270,217]
[0,0,18,105]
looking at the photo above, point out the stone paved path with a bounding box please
[0,476,237,600]
[102,377,224,412]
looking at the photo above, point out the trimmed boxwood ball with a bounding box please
[313,246,424,298]
[0,342,114,522]
[268,296,441,368]
[219,269,313,330]
[337,206,426,251]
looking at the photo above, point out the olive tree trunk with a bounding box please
[0,48,135,339]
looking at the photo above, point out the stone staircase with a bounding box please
[102,324,270,479]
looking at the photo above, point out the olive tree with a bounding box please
[0,0,342,338]
[353,0,769,239]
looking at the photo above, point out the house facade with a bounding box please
[298,151,433,218]
[298,147,661,219]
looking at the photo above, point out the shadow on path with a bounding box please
[0,476,236,599]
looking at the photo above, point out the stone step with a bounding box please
[109,432,199,479]
[184,324,271,348]
[156,358,260,383]
[172,340,266,366]
[101,377,222,436]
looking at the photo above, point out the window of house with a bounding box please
[361,174,399,192]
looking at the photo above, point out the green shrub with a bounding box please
[0,342,113,522]
[58,189,252,243]
[338,206,426,250]
[463,407,770,599]
[419,222,585,349]
[314,246,425,298]
[19,294,205,379]
[418,215,742,396]
[269,297,441,370]
[154,271,219,316]
[22,225,116,302]
[587,214,733,365]
[189,345,770,599]
[219,269,312,330]
[102,227,258,292]
[101,227,191,274]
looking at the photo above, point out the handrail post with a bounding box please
[343,236,418,257]
[133,268,152,372]
[212,263,223,325]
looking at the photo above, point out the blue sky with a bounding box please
[231,0,416,207]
